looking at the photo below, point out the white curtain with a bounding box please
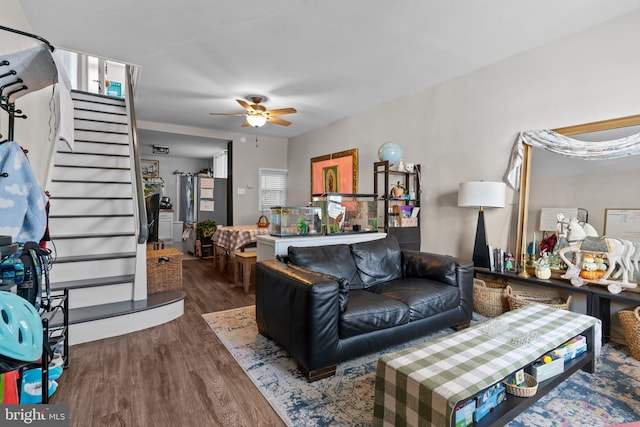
[506,129,640,189]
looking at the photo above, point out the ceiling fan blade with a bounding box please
[237,99,254,112]
[241,120,251,127]
[267,116,292,126]
[209,113,247,117]
[266,107,297,116]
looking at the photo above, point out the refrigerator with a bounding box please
[176,175,227,252]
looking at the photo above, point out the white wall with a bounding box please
[231,134,288,225]
[287,10,640,260]
[0,0,56,187]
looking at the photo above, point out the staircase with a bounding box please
[47,90,184,345]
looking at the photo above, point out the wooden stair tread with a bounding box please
[50,274,136,290]
[49,291,186,327]
[51,233,134,240]
[55,252,137,264]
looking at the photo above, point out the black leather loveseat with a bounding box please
[255,236,473,381]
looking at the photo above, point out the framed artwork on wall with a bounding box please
[141,159,159,178]
[323,166,339,193]
[311,148,358,196]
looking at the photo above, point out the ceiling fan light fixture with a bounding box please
[246,115,267,127]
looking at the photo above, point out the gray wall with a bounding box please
[287,11,640,260]
[142,154,211,221]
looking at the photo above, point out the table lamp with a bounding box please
[458,181,506,268]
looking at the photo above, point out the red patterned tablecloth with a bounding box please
[213,225,270,255]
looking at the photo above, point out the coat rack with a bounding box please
[0,25,56,143]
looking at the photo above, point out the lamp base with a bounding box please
[473,209,490,268]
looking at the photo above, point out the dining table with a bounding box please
[212,225,271,271]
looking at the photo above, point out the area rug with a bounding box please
[203,306,640,427]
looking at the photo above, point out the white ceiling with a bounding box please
[18,0,640,155]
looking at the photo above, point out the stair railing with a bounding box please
[124,64,148,244]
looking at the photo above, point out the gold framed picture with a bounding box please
[311,148,358,196]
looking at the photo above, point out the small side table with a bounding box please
[234,252,257,292]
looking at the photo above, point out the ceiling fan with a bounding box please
[209,95,297,127]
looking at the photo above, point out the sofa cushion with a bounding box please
[288,244,364,288]
[287,263,349,313]
[402,250,458,286]
[350,236,402,288]
[369,277,460,321]
[339,290,410,339]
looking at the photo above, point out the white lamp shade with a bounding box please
[246,115,267,127]
[458,181,506,208]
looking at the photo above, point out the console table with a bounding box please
[475,268,640,343]
[373,305,600,427]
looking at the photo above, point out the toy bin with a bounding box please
[147,248,183,294]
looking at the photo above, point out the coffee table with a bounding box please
[373,304,601,426]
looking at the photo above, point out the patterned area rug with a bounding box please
[203,306,640,427]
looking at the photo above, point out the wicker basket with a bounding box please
[147,248,183,294]
[619,306,640,361]
[503,373,538,397]
[257,215,270,228]
[473,278,509,317]
[506,285,572,311]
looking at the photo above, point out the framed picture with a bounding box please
[141,159,159,178]
[604,208,640,243]
[311,148,358,196]
[323,166,339,193]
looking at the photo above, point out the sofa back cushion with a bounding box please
[288,244,364,288]
[350,236,402,288]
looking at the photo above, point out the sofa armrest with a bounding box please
[255,259,341,373]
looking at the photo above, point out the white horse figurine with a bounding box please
[558,217,637,294]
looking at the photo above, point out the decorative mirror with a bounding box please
[512,114,640,262]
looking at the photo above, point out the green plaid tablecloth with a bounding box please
[373,305,601,427]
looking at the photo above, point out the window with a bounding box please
[213,150,228,178]
[259,168,287,211]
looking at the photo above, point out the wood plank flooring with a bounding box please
[52,258,286,427]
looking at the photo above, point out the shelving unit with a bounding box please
[17,288,69,404]
[373,161,421,250]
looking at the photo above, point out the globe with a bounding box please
[378,142,403,165]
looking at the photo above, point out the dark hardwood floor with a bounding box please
[53,258,286,427]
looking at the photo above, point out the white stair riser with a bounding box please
[55,152,130,169]
[73,109,127,124]
[75,130,128,144]
[69,300,184,345]
[49,181,133,198]
[49,216,135,235]
[57,140,130,156]
[49,198,134,217]
[67,282,134,309]
[50,257,136,283]
[72,99,125,114]
[52,236,136,257]
[74,119,128,134]
[53,167,131,182]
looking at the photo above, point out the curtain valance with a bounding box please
[506,129,640,189]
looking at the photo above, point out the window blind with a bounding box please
[259,168,287,211]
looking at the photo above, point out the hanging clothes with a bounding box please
[0,141,48,242]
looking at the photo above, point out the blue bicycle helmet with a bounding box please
[0,291,43,368]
